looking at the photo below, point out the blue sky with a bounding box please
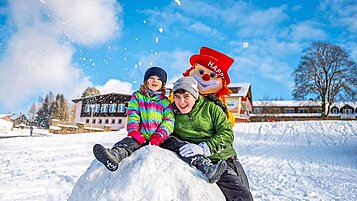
[0,0,356,114]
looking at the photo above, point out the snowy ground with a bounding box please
[0,120,356,201]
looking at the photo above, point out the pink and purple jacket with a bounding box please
[126,89,174,140]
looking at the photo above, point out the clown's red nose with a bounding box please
[202,74,210,81]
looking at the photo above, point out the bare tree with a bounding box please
[292,41,357,118]
[28,102,39,125]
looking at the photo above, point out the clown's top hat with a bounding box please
[190,47,234,84]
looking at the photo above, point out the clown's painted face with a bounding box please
[188,63,224,95]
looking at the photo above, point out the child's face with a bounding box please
[174,91,197,114]
[147,75,163,91]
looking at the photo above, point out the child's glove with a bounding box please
[179,142,211,157]
[128,131,146,144]
[149,133,164,146]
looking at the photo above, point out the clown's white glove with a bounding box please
[179,142,211,157]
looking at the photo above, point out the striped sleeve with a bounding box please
[126,93,141,133]
[155,102,175,140]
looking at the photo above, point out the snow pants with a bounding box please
[160,136,253,201]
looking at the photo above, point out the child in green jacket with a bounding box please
[160,77,253,201]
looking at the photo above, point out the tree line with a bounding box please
[28,87,101,129]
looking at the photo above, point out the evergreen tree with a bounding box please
[52,94,69,121]
[34,92,55,128]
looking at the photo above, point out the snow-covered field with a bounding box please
[0,120,356,201]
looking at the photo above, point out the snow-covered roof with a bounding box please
[72,92,131,103]
[0,114,10,119]
[253,100,357,108]
[49,126,61,130]
[57,124,78,129]
[228,83,251,96]
[10,113,26,119]
[331,102,357,108]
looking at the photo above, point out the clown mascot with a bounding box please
[183,47,235,126]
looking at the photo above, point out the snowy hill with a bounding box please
[68,146,225,201]
[0,120,356,200]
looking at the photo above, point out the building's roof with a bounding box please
[0,114,9,119]
[253,100,357,108]
[228,83,251,96]
[10,113,27,120]
[332,102,357,108]
[72,92,131,103]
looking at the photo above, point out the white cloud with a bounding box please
[47,0,122,46]
[290,21,328,41]
[96,79,133,95]
[0,0,122,111]
[319,0,357,37]
[189,22,224,39]
[0,25,91,108]
[236,54,292,83]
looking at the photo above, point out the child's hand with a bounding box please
[179,142,211,157]
[128,131,146,144]
[150,133,164,146]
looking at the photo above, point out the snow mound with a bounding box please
[68,146,225,201]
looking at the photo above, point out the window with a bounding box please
[118,119,122,124]
[92,119,96,124]
[86,119,89,123]
[94,104,100,113]
[105,119,109,124]
[109,104,117,113]
[230,87,240,93]
[284,108,295,114]
[85,104,91,113]
[298,109,308,113]
[99,119,102,124]
[332,108,339,114]
[253,108,262,114]
[101,104,108,113]
[165,89,171,95]
[343,109,352,115]
[111,119,116,124]
[313,109,322,113]
[118,103,126,113]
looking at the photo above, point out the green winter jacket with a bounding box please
[172,96,237,162]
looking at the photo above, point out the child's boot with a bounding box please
[191,156,227,183]
[93,144,129,171]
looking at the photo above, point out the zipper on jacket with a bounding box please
[188,112,196,130]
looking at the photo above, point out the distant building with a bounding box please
[251,100,357,122]
[226,83,253,123]
[10,113,29,128]
[0,114,14,132]
[72,93,131,131]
